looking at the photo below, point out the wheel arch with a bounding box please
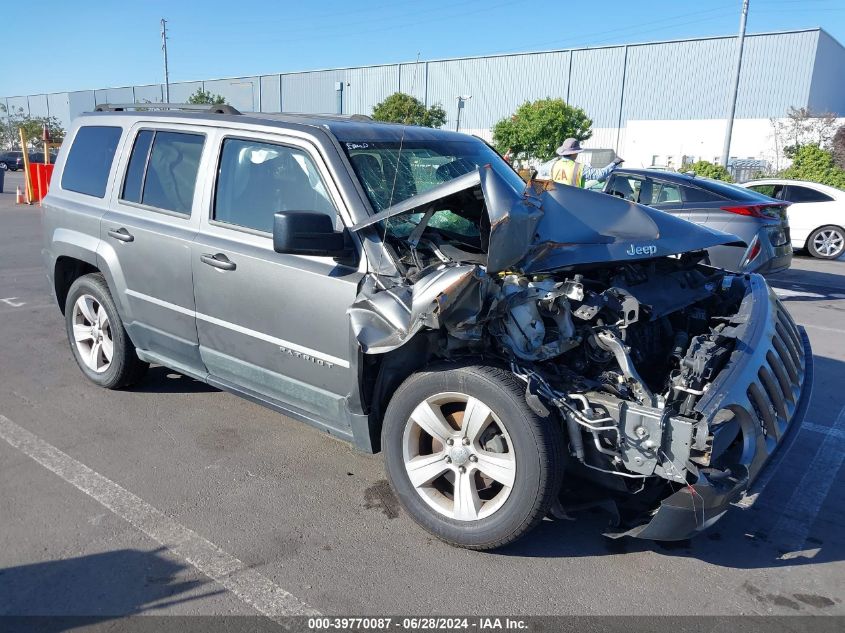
[53,255,100,314]
[359,332,478,453]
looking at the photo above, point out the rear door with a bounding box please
[190,130,364,430]
[606,173,697,221]
[782,184,838,247]
[99,124,208,376]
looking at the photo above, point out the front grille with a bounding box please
[747,303,805,444]
[695,277,810,479]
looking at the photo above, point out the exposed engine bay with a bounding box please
[347,166,806,538]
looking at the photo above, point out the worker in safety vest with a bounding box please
[550,138,623,187]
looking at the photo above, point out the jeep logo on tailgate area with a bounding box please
[627,244,658,256]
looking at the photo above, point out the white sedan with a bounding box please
[743,179,845,259]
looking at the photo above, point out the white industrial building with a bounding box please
[3,28,844,171]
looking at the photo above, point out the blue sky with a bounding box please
[3,0,844,96]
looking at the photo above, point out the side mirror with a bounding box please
[273,211,352,259]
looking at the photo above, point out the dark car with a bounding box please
[0,151,57,171]
[604,169,792,275]
[26,152,58,166]
[0,151,24,171]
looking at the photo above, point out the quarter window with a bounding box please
[682,185,724,203]
[214,138,337,233]
[61,126,122,198]
[786,186,833,203]
[119,130,204,215]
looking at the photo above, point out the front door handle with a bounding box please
[107,227,134,243]
[200,253,236,271]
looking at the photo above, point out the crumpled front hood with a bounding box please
[477,165,743,273]
[352,165,744,274]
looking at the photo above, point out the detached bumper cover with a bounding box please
[609,276,813,540]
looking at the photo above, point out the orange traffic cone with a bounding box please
[15,186,24,204]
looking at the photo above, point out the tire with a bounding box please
[382,363,564,550]
[0,162,7,171]
[806,225,845,260]
[64,273,148,389]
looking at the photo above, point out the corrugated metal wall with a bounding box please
[808,30,845,114]
[3,29,840,136]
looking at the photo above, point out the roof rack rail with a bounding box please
[93,103,242,115]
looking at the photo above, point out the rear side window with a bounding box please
[121,130,154,203]
[120,130,204,215]
[61,126,122,198]
[213,138,337,233]
[786,185,833,203]
[648,181,682,205]
[747,184,785,200]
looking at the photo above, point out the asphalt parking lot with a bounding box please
[0,169,843,619]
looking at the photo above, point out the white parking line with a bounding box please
[0,414,319,620]
[802,323,845,335]
[768,406,845,557]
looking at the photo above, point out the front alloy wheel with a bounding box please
[383,364,563,550]
[402,392,516,521]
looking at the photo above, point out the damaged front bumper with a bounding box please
[608,276,813,540]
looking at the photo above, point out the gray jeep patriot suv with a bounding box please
[43,104,812,550]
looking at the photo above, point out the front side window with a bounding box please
[214,138,337,233]
[606,175,644,202]
[119,130,204,215]
[61,126,123,198]
[786,186,833,203]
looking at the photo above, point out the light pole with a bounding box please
[455,95,472,132]
[161,18,171,102]
[721,0,749,169]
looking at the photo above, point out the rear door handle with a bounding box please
[200,253,236,271]
[107,227,134,243]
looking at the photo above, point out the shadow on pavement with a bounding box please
[0,547,225,620]
[769,266,845,303]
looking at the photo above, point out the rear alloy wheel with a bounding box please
[64,273,148,389]
[383,364,563,550]
[807,225,845,259]
[71,294,114,373]
[0,162,7,171]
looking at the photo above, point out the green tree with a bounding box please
[0,105,65,150]
[371,92,446,128]
[779,144,845,190]
[187,88,226,105]
[492,98,592,161]
[683,160,733,182]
